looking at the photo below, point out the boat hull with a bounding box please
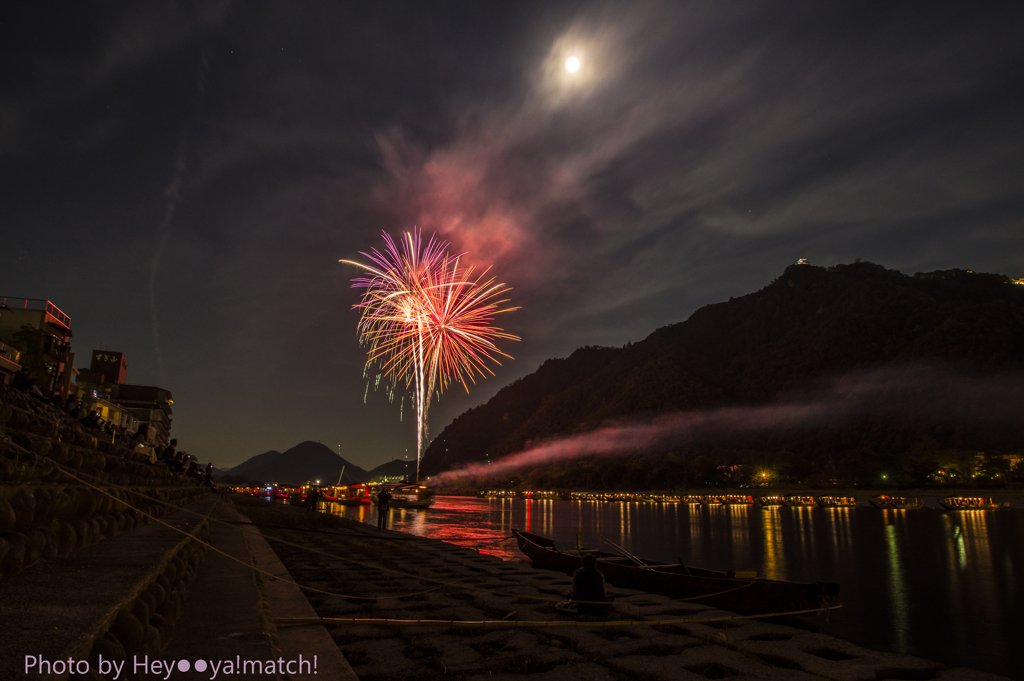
[513,529,837,616]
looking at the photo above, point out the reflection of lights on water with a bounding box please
[885,520,909,652]
[762,508,784,580]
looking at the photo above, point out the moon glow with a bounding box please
[565,57,580,73]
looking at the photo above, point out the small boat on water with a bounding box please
[373,482,436,508]
[938,497,1004,511]
[782,495,817,508]
[332,483,374,506]
[722,495,756,506]
[700,495,724,506]
[756,496,785,507]
[682,495,704,505]
[815,496,857,508]
[868,495,923,510]
[513,529,839,616]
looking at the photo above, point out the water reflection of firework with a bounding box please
[342,229,518,481]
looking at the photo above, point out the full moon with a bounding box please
[565,57,580,73]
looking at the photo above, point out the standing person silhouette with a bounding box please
[376,488,393,529]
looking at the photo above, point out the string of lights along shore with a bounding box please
[341,230,519,481]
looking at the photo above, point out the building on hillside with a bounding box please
[75,350,174,446]
[0,341,21,384]
[0,297,74,395]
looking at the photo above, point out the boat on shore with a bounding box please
[868,495,923,510]
[938,497,1004,511]
[782,495,816,508]
[512,529,839,616]
[815,496,857,508]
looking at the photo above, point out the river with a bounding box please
[325,496,1022,679]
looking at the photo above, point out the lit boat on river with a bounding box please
[756,496,785,507]
[331,483,373,506]
[513,529,839,616]
[372,482,435,508]
[815,496,857,508]
[938,497,1004,511]
[868,495,923,510]
[722,495,756,505]
[781,495,816,507]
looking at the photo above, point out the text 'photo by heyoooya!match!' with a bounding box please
[25,654,318,679]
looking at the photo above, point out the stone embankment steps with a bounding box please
[0,494,219,679]
[0,384,232,679]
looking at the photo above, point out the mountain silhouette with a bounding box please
[228,441,369,485]
[421,262,1024,487]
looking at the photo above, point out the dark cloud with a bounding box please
[1,1,1022,468]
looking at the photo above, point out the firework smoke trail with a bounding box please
[342,229,519,480]
[149,53,210,382]
[431,366,1024,484]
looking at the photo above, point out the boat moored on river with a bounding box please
[938,497,1005,511]
[722,495,756,505]
[331,483,373,506]
[782,495,817,507]
[756,496,785,507]
[372,482,436,508]
[513,529,839,616]
[868,495,923,510]
[815,496,857,508]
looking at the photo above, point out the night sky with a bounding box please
[2,2,1022,470]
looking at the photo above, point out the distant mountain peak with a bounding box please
[227,441,369,485]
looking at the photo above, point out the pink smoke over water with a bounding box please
[430,366,1024,484]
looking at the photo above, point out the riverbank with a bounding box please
[232,495,1011,680]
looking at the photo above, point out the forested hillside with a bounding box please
[421,262,1024,488]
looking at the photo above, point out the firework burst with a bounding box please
[341,229,519,480]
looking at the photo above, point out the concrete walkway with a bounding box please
[162,501,357,681]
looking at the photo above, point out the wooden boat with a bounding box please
[781,495,816,507]
[815,496,857,508]
[513,529,839,616]
[938,497,1003,511]
[373,482,435,509]
[756,496,784,507]
[868,495,923,510]
[332,483,373,506]
[722,495,756,506]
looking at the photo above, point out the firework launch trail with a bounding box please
[342,229,519,481]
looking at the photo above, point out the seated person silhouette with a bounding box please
[556,554,613,616]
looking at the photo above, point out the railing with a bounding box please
[0,297,71,328]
